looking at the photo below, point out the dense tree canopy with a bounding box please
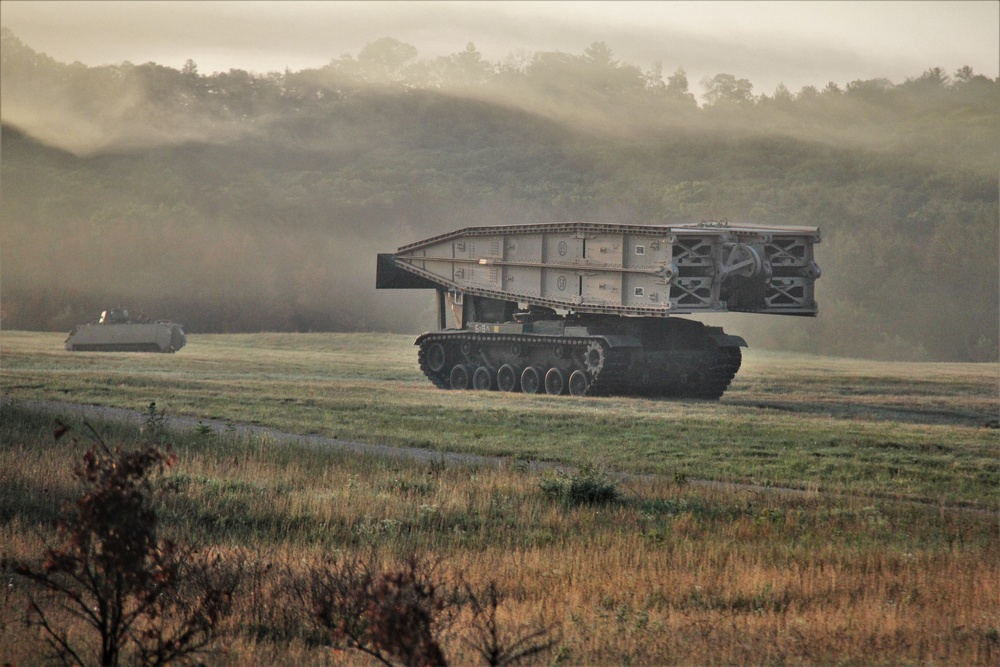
[1,28,997,361]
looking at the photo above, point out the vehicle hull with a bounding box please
[65,321,186,353]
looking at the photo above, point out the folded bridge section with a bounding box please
[381,221,820,317]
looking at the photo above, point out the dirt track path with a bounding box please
[6,398,994,516]
[7,398,498,468]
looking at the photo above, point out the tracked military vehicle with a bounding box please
[65,308,187,353]
[377,221,820,398]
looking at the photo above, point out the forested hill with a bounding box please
[1,29,997,362]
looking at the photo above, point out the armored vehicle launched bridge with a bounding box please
[377,221,820,398]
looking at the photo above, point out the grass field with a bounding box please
[1,331,998,665]
[2,331,997,508]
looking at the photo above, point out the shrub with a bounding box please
[141,401,169,442]
[4,426,241,667]
[539,463,621,506]
[307,552,463,666]
[306,553,560,666]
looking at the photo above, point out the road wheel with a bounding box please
[568,370,589,396]
[544,367,566,395]
[450,364,472,390]
[497,364,521,392]
[520,366,544,394]
[472,366,494,391]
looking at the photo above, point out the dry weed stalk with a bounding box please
[4,424,242,666]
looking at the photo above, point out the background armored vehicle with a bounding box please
[65,308,187,353]
[377,221,820,398]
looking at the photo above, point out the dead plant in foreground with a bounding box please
[4,423,241,666]
[306,552,560,666]
[462,580,560,666]
[307,553,463,666]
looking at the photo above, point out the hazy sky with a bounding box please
[2,1,998,98]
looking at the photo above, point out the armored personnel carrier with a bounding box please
[377,221,820,398]
[65,308,187,353]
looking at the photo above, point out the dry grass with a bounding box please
[1,397,997,666]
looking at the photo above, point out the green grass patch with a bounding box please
[2,331,997,509]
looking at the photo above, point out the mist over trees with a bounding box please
[1,28,997,362]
